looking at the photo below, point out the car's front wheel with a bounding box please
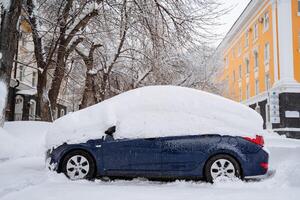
[204,154,241,183]
[61,150,95,180]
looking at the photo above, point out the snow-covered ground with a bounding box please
[1,122,300,200]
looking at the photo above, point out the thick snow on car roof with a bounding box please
[46,86,263,148]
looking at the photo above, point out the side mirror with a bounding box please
[105,126,116,136]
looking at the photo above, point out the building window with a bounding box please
[60,109,65,117]
[264,42,270,64]
[265,73,270,90]
[245,31,249,48]
[263,12,269,31]
[224,56,228,67]
[253,23,259,41]
[246,84,250,99]
[239,65,242,79]
[233,70,235,82]
[239,87,242,102]
[14,95,24,121]
[298,0,300,15]
[32,71,37,87]
[19,66,24,81]
[53,107,58,120]
[254,51,259,69]
[29,99,36,120]
[255,79,259,95]
[245,58,250,74]
[238,44,242,56]
[298,31,300,50]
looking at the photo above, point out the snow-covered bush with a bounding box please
[46,86,263,148]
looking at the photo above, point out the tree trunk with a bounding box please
[36,70,52,121]
[80,72,97,109]
[48,47,66,112]
[0,0,22,125]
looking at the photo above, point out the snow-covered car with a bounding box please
[45,86,269,182]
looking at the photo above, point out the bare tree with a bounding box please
[0,0,22,125]
[24,0,99,121]
[21,0,228,116]
[76,42,102,108]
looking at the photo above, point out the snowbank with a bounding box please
[0,121,51,160]
[4,121,52,157]
[46,86,263,148]
[0,128,23,160]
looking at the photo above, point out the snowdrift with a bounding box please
[1,121,52,160]
[4,121,51,156]
[47,86,263,148]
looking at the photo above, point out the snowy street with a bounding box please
[1,122,300,200]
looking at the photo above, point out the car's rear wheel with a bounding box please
[204,154,241,183]
[61,150,95,180]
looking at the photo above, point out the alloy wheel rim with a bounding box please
[210,158,236,181]
[66,155,90,180]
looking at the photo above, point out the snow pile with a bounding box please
[0,81,14,160]
[0,128,23,160]
[4,121,52,157]
[47,86,263,148]
[0,121,51,160]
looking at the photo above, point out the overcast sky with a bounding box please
[215,0,251,46]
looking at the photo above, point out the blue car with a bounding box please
[46,126,268,183]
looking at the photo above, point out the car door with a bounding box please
[160,135,207,177]
[102,137,161,177]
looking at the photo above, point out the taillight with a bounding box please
[260,162,268,170]
[243,135,264,147]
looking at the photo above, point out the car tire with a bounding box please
[61,150,96,180]
[204,154,241,183]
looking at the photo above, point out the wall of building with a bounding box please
[218,0,300,138]
[292,0,300,82]
[221,1,274,102]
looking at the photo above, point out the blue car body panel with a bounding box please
[47,134,269,179]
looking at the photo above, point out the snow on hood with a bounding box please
[46,86,263,148]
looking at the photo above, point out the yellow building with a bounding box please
[218,0,300,138]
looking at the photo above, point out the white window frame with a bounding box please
[264,42,270,65]
[263,12,269,32]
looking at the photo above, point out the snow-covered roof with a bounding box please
[16,89,37,96]
[46,86,263,148]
